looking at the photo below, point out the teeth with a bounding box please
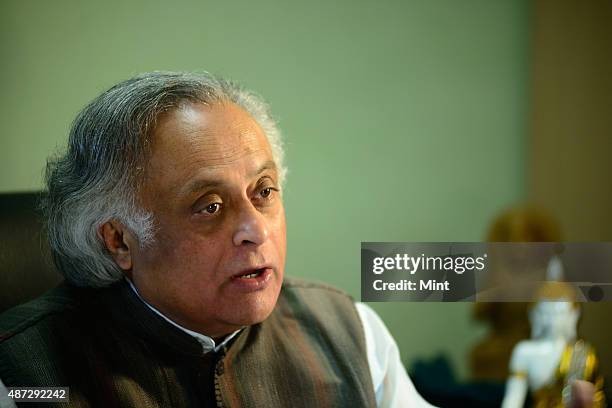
[240,269,263,279]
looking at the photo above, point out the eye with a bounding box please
[202,203,221,215]
[192,194,224,218]
[252,184,278,207]
[260,187,273,198]
[205,202,221,214]
[257,185,280,202]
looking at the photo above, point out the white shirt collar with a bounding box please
[126,279,241,354]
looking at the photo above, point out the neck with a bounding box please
[124,278,242,352]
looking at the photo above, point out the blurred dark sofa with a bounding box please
[0,192,62,314]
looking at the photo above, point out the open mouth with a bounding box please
[234,268,266,279]
[229,267,273,291]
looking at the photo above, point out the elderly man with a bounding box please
[0,72,433,407]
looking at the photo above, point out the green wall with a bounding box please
[0,0,529,378]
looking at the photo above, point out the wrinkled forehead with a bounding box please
[138,101,276,198]
[153,101,269,159]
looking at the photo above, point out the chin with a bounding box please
[225,292,280,327]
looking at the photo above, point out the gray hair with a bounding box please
[43,71,286,288]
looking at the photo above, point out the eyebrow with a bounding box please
[180,160,278,197]
[248,160,277,178]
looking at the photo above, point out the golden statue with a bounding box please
[501,259,606,408]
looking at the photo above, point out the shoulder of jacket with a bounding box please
[281,277,355,301]
[0,283,85,343]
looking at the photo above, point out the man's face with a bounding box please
[129,101,286,338]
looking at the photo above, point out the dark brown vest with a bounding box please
[0,278,376,407]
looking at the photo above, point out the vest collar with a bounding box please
[100,279,237,357]
[125,278,241,354]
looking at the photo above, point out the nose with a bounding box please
[232,202,269,247]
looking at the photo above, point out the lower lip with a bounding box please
[229,268,273,292]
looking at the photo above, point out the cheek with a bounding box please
[271,207,287,260]
[138,226,225,281]
[172,236,225,273]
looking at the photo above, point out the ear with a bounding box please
[98,221,134,272]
